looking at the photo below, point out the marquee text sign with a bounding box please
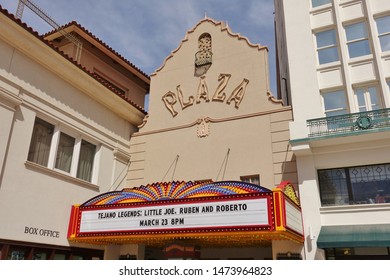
[77,195,271,235]
[162,74,250,117]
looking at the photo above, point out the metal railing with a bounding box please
[307,108,390,138]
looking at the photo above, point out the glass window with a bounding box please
[318,169,349,206]
[376,15,390,52]
[55,133,75,173]
[27,117,97,183]
[316,29,339,64]
[345,22,371,58]
[322,90,348,117]
[7,247,28,260]
[240,175,260,185]
[354,86,381,112]
[318,163,390,206]
[77,140,96,182]
[27,118,54,166]
[312,0,331,8]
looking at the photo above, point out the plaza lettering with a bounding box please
[162,73,250,117]
[24,226,60,238]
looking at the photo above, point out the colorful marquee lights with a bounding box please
[68,181,303,245]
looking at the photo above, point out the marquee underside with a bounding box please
[68,230,303,247]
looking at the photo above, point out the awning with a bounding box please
[317,224,390,248]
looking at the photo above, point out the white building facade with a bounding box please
[0,6,148,260]
[275,0,390,259]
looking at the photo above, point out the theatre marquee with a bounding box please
[68,181,303,246]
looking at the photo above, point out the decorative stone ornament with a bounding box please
[197,117,210,137]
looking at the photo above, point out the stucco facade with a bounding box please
[275,0,390,260]
[121,18,301,260]
[0,7,149,259]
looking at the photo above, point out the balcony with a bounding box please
[307,108,390,138]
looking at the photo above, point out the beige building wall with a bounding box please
[124,18,300,259]
[127,18,297,191]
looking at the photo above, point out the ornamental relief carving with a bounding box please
[197,117,210,138]
[162,73,249,117]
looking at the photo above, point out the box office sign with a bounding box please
[75,194,273,236]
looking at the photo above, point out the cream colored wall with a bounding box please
[0,23,137,248]
[127,19,296,190]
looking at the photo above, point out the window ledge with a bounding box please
[25,161,99,191]
[317,61,342,71]
[320,202,390,214]
[381,51,390,59]
[310,3,332,14]
[347,54,374,65]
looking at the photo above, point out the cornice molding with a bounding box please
[133,107,292,137]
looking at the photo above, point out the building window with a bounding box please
[240,175,260,186]
[27,118,54,167]
[318,163,390,206]
[316,29,339,64]
[77,140,96,182]
[345,22,371,58]
[322,90,348,117]
[311,0,331,8]
[354,86,381,112]
[375,15,390,52]
[28,117,97,183]
[55,132,75,173]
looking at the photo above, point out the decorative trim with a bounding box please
[81,180,271,206]
[151,18,268,76]
[113,148,131,164]
[267,92,284,105]
[133,107,291,137]
[197,116,210,137]
[273,181,300,206]
[137,114,149,128]
[25,161,99,191]
[0,87,22,110]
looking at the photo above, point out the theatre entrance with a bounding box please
[143,242,273,260]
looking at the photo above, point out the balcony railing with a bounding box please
[307,108,390,138]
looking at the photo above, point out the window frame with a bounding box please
[311,0,331,8]
[345,21,372,59]
[321,89,349,117]
[27,117,99,184]
[375,15,390,53]
[353,85,382,112]
[318,163,390,206]
[240,175,260,186]
[315,29,340,65]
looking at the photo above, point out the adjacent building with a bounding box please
[0,6,149,259]
[275,0,390,259]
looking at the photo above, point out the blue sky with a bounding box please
[1,0,277,95]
